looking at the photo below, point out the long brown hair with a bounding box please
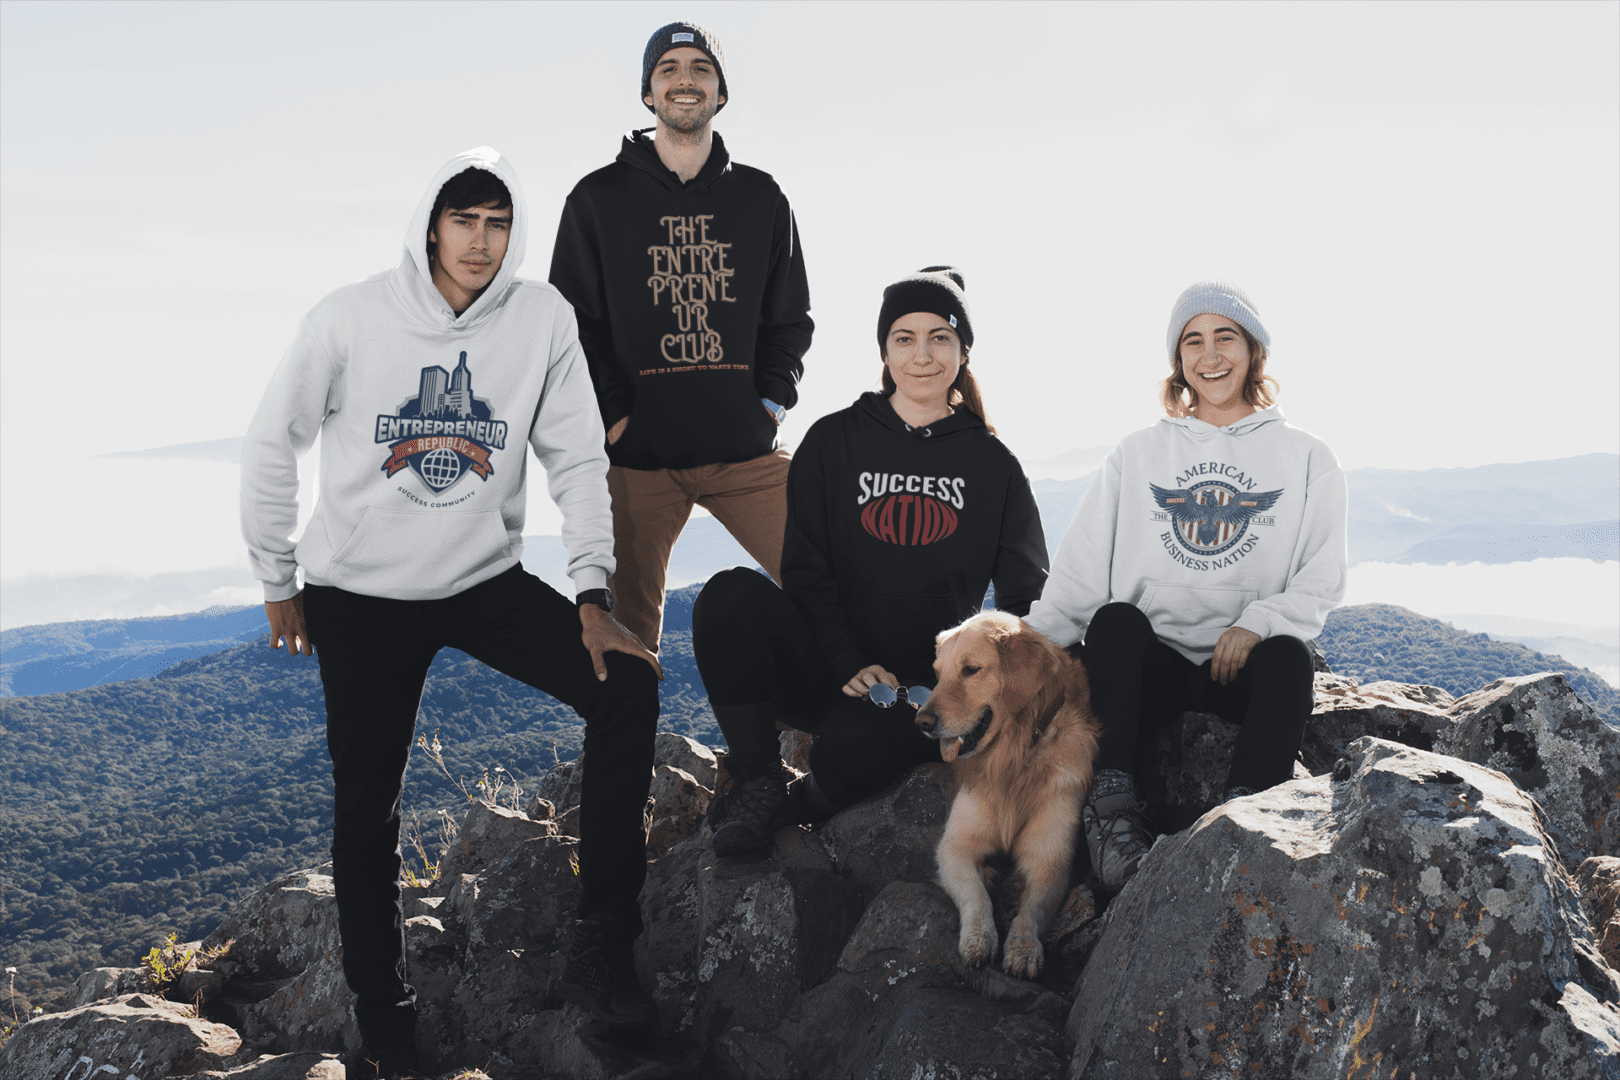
[1159,323,1278,418]
[881,347,995,434]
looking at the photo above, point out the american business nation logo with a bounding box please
[375,352,508,494]
[1151,478,1282,558]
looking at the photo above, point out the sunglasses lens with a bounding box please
[907,686,932,707]
[868,683,898,707]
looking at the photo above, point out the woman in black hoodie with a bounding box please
[692,267,1048,857]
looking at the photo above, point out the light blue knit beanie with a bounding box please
[1166,281,1270,361]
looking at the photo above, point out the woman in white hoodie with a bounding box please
[1024,281,1347,897]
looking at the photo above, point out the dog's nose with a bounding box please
[914,709,937,734]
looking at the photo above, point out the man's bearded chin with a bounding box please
[657,94,718,134]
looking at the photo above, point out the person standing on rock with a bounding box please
[240,148,665,1074]
[549,20,814,655]
[691,267,1049,857]
[1025,281,1348,898]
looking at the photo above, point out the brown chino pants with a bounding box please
[607,446,791,651]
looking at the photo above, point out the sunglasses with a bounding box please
[866,683,933,709]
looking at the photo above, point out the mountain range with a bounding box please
[3,452,1613,632]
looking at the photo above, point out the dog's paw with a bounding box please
[1001,929,1044,979]
[958,919,999,968]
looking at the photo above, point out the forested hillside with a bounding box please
[0,586,715,1014]
[1318,603,1619,720]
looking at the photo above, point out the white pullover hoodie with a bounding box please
[1026,406,1347,662]
[240,148,613,602]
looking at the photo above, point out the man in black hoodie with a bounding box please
[550,21,813,652]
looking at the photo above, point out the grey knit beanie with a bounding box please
[642,22,728,113]
[1166,281,1270,361]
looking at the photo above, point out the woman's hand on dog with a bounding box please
[1210,626,1262,685]
[843,664,899,698]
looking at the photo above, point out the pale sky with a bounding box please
[2,0,1617,585]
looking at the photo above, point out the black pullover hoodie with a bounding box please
[783,392,1049,685]
[549,130,813,471]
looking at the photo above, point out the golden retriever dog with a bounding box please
[916,610,1099,978]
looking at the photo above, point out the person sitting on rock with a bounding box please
[240,148,664,1073]
[691,267,1049,857]
[1024,281,1348,898]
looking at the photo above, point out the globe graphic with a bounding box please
[419,447,463,491]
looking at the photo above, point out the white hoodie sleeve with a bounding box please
[1232,446,1348,642]
[528,303,615,594]
[1024,450,1123,648]
[239,312,340,602]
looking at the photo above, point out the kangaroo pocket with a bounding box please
[1136,583,1259,653]
[848,592,962,683]
[612,376,774,470]
[309,508,513,599]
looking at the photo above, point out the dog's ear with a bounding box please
[995,623,1060,713]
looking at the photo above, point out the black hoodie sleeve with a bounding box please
[752,195,813,411]
[549,192,632,431]
[781,426,868,682]
[991,460,1050,617]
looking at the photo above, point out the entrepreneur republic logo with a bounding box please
[375,351,508,495]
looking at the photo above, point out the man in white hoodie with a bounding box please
[241,148,664,1073]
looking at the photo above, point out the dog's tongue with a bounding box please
[940,737,963,763]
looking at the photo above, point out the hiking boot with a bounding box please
[1083,769,1154,898]
[557,913,659,1028]
[778,772,840,827]
[709,765,789,857]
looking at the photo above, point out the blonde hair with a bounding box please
[1159,323,1277,417]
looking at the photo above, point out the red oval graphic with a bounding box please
[860,494,959,546]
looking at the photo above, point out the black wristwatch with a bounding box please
[576,588,614,613]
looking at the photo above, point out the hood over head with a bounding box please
[397,146,529,330]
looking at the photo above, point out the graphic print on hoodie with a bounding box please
[240,147,615,603]
[374,352,509,499]
[550,130,813,471]
[782,393,1048,684]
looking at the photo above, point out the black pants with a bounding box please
[1077,601,1313,791]
[691,567,941,807]
[302,566,660,1022]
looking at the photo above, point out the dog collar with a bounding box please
[1031,690,1067,747]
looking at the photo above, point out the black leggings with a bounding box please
[691,567,941,808]
[1077,601,1313,791]
[302,566,660,1020]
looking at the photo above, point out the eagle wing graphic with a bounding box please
[1149,484,1204,527]
[1206,488,1285,527]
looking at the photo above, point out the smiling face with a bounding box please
[885,311,963,416]
[428,201,511,313]
[644,46,724,134]
[1177,313,1255,423]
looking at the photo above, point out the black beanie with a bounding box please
[877,266,973,352]
[642,22,728,113]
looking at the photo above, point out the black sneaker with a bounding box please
[1083,769,1154,898]
[557,913,659,1028]
[355,1001,419,1079]
[709,766,788,857]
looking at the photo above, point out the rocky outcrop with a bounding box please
[9,670,1620,1079]
[1068,738,1620,1078]
[1581,857,1620,973]
[0,993,247,1078]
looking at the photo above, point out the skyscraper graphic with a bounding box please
[447,352,474,418]
[418,366,448,416]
